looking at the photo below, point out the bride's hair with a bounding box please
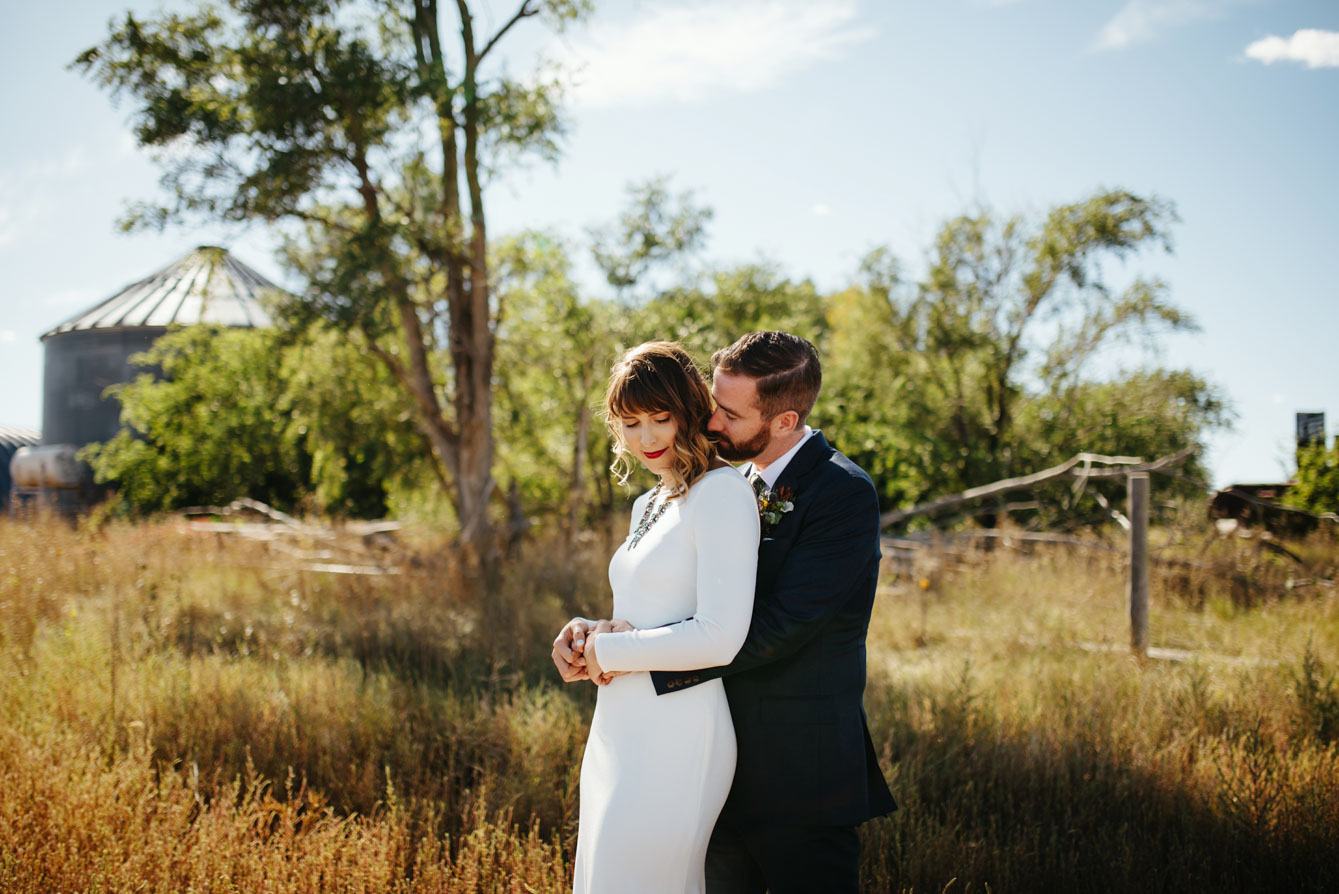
[604,341,717,498]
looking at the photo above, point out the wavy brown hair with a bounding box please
[604,341,717,498]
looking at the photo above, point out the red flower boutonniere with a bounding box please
[758,486,794,536]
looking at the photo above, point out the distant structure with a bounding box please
[40,245,278,450]
[1296,412,1325,450]
[0,425,40,512]
[1209,410,1333,536]
[16,245,281,511]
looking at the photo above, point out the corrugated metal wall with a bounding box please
[40,327,163,448]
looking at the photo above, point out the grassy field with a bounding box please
[0,514,1335,892]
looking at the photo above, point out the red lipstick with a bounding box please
[644,448,667,460]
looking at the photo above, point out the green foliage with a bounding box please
[1017,369,1231,524]
[492,231,626,522]
[277,326,432,516]
[634,263,828,364]
[813,258,919,510]
[82,327,305,512]
[82,326,424,516]
[1287,441,1339,515]
[819,191,1227,523]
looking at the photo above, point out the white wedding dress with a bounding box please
[572,466,760,894]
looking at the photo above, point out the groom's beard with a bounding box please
[711,427,771,463]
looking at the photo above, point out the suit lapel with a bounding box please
[755,431,834,579]
[772,430,833,496]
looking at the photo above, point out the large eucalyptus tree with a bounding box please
[76,0,589,563]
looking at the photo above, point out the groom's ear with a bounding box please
[770,409,801,435]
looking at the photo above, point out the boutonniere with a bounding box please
[758,486,795,535]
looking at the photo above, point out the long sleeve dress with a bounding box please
[572,466,760,894]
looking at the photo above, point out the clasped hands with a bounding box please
[552,617,636,685]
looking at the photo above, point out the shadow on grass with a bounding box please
[860,676,1339,893]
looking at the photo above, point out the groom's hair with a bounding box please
[711,331,822,424]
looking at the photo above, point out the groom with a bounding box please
[554,331,895,892]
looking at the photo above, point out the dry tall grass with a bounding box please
[1,515,1335,892]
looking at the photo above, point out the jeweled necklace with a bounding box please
[628,482,669,550]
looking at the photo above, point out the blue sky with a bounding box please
[1,0,1336,488]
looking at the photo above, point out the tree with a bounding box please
[82,325,428,516]
[492,180,722,538]
[492,231,626,539]
[900,190,1200,506]
[278,325,436,517]
[83,327,306,512]
[1287,441,1339,516]
[1017,369,1231,525]
[817,249,922,509]
[589,176,713,295]
[75,0,590,564]
[634,264,828,364]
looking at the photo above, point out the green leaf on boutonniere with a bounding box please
[758,486,794,535]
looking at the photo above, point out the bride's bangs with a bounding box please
[606,372,674,425]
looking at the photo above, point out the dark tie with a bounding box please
[749,470,767,496]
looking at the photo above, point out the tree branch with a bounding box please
[477,1,537,64]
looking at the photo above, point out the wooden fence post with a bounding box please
[1128,472,1150,658]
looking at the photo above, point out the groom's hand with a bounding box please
[552,617,593,683]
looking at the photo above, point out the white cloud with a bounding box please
[1096,0,1228,50]
[558,0,875,108]
[1245,29,1339,68]
[812,203,832,216]
[0,330,15,343]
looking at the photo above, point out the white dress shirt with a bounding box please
[749,425,815,491]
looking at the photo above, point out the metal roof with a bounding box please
[41,246,280,339]
[0,425,40,449]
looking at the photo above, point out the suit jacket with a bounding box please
[651,430,897,826]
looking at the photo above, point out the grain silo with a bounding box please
[39,245,279,451]
[20,246,280,511]
[0,425,40,511]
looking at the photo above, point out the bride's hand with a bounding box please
[552,617,595,683]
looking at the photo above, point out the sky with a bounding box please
[1,0,1336,488]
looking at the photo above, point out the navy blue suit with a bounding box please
[651,431,896,888]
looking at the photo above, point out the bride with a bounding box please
[564,341,760,894]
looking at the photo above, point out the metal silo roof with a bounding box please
[0,426,40,449]
[41,246,281,339]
